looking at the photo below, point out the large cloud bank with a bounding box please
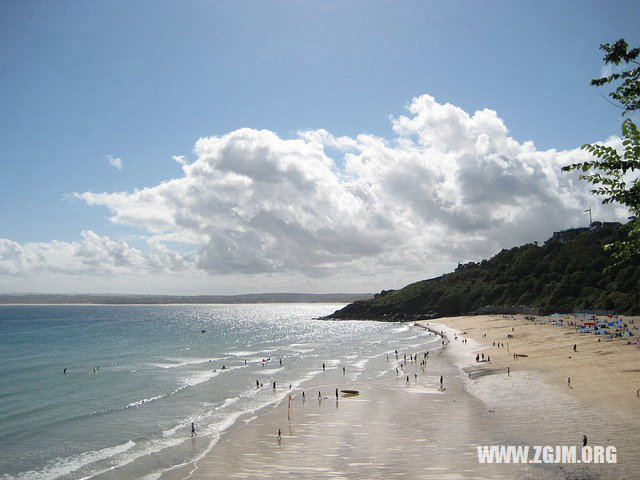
[0,95,628,288]
[0,231,194,276]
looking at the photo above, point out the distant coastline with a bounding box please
[0,292,373,305]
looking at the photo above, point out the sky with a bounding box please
[1,1,639,295]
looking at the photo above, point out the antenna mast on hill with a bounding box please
[584,206,592,225]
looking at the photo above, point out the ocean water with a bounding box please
[0,304,439,480]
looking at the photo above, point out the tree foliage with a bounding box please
[562,39,640,268]
[589,39,640,114]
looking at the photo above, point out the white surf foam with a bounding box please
[151,357,222,369]
[390,324,410,333]
[179,364,245,388]
[259,367,284,375]
[10,440,136,480]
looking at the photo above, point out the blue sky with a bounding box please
[1,1,639,294]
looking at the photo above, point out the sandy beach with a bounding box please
[160,315,640,480]
[429,314,640,413]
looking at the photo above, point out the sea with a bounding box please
[0,304,439,480]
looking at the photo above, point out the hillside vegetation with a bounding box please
[327,223,640,320]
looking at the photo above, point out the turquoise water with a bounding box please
[0,304,438,479]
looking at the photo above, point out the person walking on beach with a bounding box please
[273,381,276,390]
[567,377,571,388]
[277,428,281,443]
[440,375,443,390]
[507,366,510,376]
[322,363,325,371]
[406,375,410,386]
[335,388,339,400]
[256,379,260,388]
[343,366,345,375]
[191,422,197,437]
[302,391,305,403]
[573,344,577,352]
[583,434,587,447]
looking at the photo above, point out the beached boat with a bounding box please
[341,389,359,395]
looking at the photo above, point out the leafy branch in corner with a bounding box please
[589,39,640,114]
[562,39,640,270]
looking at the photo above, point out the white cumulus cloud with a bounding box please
[107,155,123,170]
[73,94,628,281]
[1,94,629,291]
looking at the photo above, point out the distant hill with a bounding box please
[327,222,640,321]
[0,292,372,305]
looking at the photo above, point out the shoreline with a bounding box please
[164,314,640,479]
[165,326,515,480]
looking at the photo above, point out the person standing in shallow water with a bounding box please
[191,422,197,437]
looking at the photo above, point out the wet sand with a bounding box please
[164,316,640,480]
[170,347,538,480]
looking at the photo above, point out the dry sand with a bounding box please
[163,315,640,480]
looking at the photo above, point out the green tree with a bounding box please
[562,39,640,268]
